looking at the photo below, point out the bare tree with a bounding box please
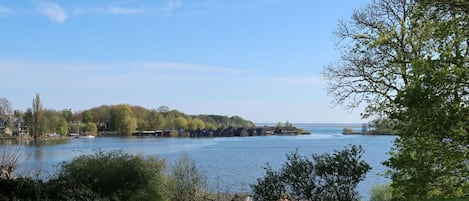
[323,0,419,118]
[0,98,12,116]
[0,146,20,180]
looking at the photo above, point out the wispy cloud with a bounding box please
[160,0,183,15]
[36,1,67,23]
[0,5,10,14]
[107,7,145,15]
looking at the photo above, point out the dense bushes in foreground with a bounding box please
[251,145,371,201]
[0,150,201,201]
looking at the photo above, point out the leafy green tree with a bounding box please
[173,117,188,130]
[251,145,370,201]
[60,109,73,122]
[111,105,137,136]
[192,118,205,130]
[56,118,68,135]
[84,122,97,136]
[323,0,469,199]
[82,110,93,123]
[147,111,166,130]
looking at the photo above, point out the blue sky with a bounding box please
[0,0,369,123]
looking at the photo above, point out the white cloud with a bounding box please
[160,0,183,15]
[0,5,10,14]
[107,7,145,15]
[36,1,67,23]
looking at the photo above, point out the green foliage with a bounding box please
[32,93,43,138]
[370,183,393,201]
[110,105,137,136]
[167,154,208,201]
[82,110,94,123]
[84,122,98,136]
[324,0,469,199]
[0,178,48,200]
[57,150,167,201]
[172,117,188,130]
[76,105,255,134]
[251,145,371,201]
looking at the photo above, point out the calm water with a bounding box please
[3,123,395,200]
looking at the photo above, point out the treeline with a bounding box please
[0,95,255,137]
[77,105,255,136]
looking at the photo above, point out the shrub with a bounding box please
[56,150,167,201]
[251,144,371,201]
[166,154,208,201]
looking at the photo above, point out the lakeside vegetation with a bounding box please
[1,95,311,139]
[0,95,258,137]
[323,0,469,200]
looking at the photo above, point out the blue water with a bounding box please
[5,123,395,200]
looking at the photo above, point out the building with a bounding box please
[0,116,29,136]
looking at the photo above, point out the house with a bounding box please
[234,127,248,137]
[0,117,7,133]
[275,127,298,135]
[162,129,171,137]
[247,128,258,136]
[255,126,275,136]
[223,127,235,137]
[0,116,29,136]
[14,118,29,136]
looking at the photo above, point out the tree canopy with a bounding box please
[324,0,469,199]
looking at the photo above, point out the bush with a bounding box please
[251,144,371,201]
[166,154,208,201]
[57,150,167,201]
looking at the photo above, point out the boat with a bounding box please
[79,135,95,139]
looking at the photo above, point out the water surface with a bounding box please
[4,123,395,199]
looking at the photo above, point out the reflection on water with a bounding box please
[0,124,395,200]
[0,138,69,146]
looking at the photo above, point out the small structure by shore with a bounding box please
[132,126,310,138]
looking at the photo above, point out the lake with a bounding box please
[3,123,395,200]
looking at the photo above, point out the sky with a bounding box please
[0,0,370,123]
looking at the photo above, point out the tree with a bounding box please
[0,98,12,116]
[157,105,170,113]
[147,111,166,130]
[84,122,97,136]
[167,154,208,201]
[192,118,205,130]
[32,93,43,138]
[110,105,137,136]
[60,109,73,122]
[56,118,68,135]
[81,110,93,123]
[324,0,469,199]
[173,117,188,130]
[251,145,370,201]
